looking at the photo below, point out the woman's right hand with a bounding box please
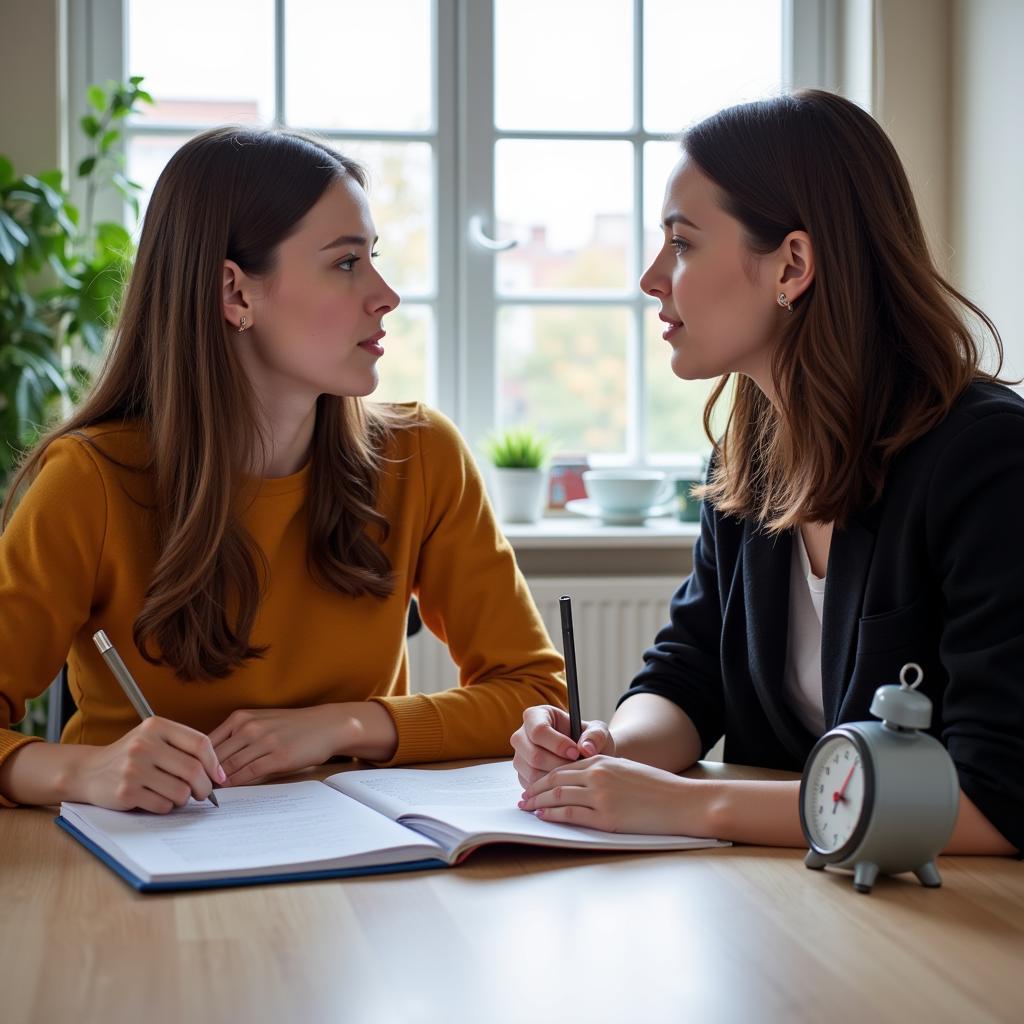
[511,705,616,789]
[75,717,225,813]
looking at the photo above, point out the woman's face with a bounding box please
[640,153,789,386]
[230,175,400,402]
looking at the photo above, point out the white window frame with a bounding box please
[69,0,835,463]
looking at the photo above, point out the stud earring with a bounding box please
[777,292,793,313]
[238,316,247,333]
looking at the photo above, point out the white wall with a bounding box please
[950,0,1024,379]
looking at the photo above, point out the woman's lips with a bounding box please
[659,316,683,340]
[358,330,385,356]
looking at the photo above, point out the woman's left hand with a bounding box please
[209,706,346,786]
[518,755,711,836]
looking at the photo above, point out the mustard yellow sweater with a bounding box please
[0,405,565,803]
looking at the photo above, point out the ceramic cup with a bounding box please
[582,469,673,519]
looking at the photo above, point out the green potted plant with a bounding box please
[1,78,151,736]
[0,76,152,493]
[482,427,553,524]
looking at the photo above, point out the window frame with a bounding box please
[70,0,835,464]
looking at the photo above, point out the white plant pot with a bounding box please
[491,467,547,524]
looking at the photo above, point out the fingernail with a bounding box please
[581,742,595,756]
[563,746,578,760]
[217,764,227,783]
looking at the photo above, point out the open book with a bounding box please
[56,760,727,892]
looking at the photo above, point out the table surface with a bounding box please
[2,760,1021,1024]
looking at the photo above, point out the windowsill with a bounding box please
[501,515,700,551]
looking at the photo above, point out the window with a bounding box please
[72,0,824,465]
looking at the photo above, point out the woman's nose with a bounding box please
[640,257,667,297]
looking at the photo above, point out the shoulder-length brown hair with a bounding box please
[4,126,407,680]
[688,89,1009,532]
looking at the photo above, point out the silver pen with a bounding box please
[92,629,219,807]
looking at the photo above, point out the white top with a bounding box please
[783,531,827,735]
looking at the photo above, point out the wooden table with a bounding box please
[2,761,1021,1024]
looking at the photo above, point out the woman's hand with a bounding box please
[518,755,713,836]
[511,705,616,788]
[76,716,225,814]
[209,706,348,787]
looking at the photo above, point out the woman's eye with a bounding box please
[335,255,359,271]
[671,237,690,255]
[370,249,381,259]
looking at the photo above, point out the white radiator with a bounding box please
[408,576,680,721]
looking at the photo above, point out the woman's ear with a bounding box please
[223,259,253,332]
[776,230,815,304]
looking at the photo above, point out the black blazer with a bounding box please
[621,381,1024,851]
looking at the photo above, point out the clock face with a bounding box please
[802,734,869,856]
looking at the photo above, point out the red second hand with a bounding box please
[832,762,857,808]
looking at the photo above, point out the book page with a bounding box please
[61,780,443,882]
[328,759,521,818]
[327,761,725,852]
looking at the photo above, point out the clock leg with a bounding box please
[804,850,828,870]
[914,861,942,888]
[853,861,878,894]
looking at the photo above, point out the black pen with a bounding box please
[559,596,583,743]
[92,629,219,807]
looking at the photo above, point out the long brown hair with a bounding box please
[687,89,1009,532]
[3,126,407,680]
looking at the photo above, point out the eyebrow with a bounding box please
[662,212,701,231]
[318,234,378,251]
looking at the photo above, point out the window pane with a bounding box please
[285,0,432,131]
[126,132,192,220]
[496,141,633,294]
[372,304,432,406]
[495,0,633,131]
[339,141,434,296]
[498,305,629,454]
[643,140,683,269]
[643,0,783,132]
[644,306,724,456]
[127,0,275,125]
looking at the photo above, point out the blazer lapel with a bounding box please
[740,524,809,761]
[822,513,878,725]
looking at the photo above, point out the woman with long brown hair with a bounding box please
[0,126,565,812]
[512,90,1022,856]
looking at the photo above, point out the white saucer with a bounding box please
[565,498,676,526]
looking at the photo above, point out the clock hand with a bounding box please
[831,762,857,813]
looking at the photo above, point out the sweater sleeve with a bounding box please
[927,411,1024,852]
[368,409,566,764]
[0,436,107,803]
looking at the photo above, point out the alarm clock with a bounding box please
[799,663,960,894]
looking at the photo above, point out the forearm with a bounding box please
[609,693,702,773]
[334,701,399,763]
[0,741,95,807]
[696,779,1017,854]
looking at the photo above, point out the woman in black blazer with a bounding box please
[512,90,1022,856]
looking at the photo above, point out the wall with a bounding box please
[871,0,953,275]
[0,0,65,177]
[950,0,1024,379]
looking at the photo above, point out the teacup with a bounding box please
[582,469,673,523]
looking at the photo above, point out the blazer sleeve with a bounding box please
[928,410,1024,852]
[367,409,566,765]
[616,491,726,757]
